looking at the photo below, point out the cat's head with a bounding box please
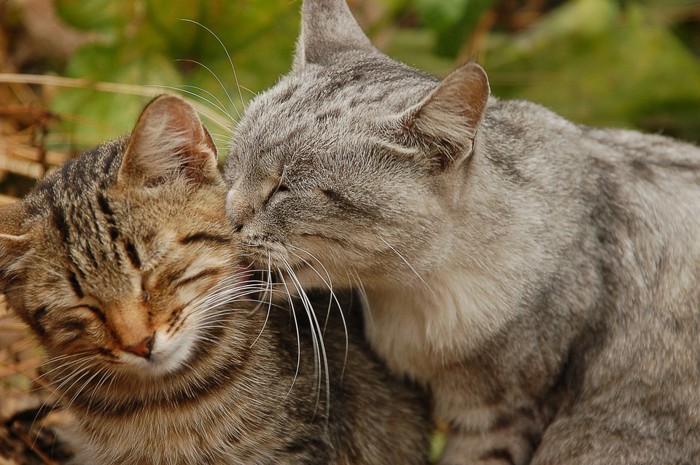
[224,0,490,290]
[0,95,239,377]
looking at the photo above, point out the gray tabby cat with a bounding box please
[223,1,700,464]
[0,95,430,465]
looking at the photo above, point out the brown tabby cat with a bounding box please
[223,0,700,464]
[0,95,430,465]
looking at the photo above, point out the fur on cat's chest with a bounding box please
[363,271,521,381]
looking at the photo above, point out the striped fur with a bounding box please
[0,95,430,465]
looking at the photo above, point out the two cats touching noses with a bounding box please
[1,0,699,464]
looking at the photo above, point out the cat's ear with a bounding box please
[398,62,490,170]
[293,0,376,69]
[0,202,30,285]
[118,95,219,187]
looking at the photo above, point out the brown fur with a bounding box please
[0,95,430,465]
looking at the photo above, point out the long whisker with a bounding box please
[180,18,246,114]
[249,258,275,348]
[287,247,349,380]
[276,264,302,401]
[378,237,437,298]
[151,83,235,125]
[281,257,331,422]
[174,60,241,120]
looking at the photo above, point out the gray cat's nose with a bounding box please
[226,188,254,232]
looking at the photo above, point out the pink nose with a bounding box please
[124,335,155,359]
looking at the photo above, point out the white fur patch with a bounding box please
[365,266,524,381]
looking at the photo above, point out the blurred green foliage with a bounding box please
[48,0,700,150]
[51,0,300,148]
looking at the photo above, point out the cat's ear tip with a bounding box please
[452,62,490,88]
[142,94,198,118]
[295,0,375,68]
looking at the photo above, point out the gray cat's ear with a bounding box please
[293,0,376,69]
[0,202,30,285]
[118,95,219,187]
[399,62,490,170]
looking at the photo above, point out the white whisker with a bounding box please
[180,18,246,114]
[276,264,302,401]
[379,237,437,298]
[281,257,331,422]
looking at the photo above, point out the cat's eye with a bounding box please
[85,305,106,322]
[264,182,290,206]
[67,304,106,323]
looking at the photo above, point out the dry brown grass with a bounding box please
[0,298,73,465]
[0,73,73,464]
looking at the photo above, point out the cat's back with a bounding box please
[482,98,700,217]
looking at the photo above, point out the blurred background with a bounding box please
[0,1,699,462]
[0,0,699,200]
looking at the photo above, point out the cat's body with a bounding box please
[223,1,700,464]
[0,96,430,465]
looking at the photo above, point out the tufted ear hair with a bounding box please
[293,0,377,70]
[0,201,30,288]
[118,95,219,188]
[396,62,490,171]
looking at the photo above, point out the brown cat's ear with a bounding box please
[293,0,376,69]
[0,201,30,286]
[400,62,490,171]
[118,95,219,187]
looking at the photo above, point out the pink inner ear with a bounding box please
[118,95,219,187]
[420,63,490,139]
[399,63,490,170]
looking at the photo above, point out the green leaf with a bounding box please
[50,45,183,147]
[484,0,700,141]
[54,0,135,41]
[415,0,497,57]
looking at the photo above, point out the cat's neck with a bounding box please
[362,262,526,380]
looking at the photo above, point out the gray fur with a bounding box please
[223,1,700,464]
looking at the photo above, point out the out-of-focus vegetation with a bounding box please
[1,0,699,157]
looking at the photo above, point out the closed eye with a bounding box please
[66,304,106,322]
[85,305,107,322]
[263,181,290,206]
[171,255,230,287]
[174,268,222,287]
[180,232,230,245]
